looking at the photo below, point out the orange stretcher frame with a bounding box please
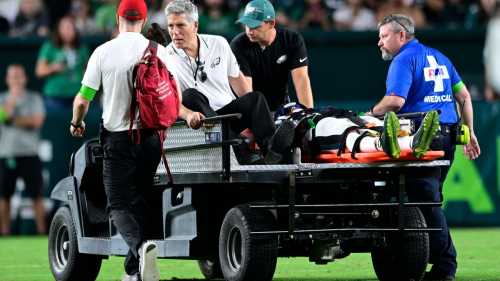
[301,151,445,163]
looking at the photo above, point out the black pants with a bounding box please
[103,130,161,275]
[406,124,457,277]
[0,156,43,199]
[182,88,275,155]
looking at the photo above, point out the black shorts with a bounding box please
[0,156,44,199]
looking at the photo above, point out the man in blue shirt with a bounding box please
[366,14,481,280]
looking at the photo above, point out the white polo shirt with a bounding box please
[82,32,175,132]
[165,34,240,111]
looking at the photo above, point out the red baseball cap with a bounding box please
[118,0,147,20]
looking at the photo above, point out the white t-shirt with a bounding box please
[165,34,240,111]
[332,6,377,31]
[82,32,175,132]
[484,17,500,93]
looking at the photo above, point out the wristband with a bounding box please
[0,107,9,123]
[71,122,82,128]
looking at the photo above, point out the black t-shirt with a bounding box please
[230,26,308,111]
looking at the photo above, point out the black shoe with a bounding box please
[237,150,265,165]
[423,271,455,280]
[232,135,265,165]
[265,120,296,164]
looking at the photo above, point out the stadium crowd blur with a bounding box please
[0,0,496,37]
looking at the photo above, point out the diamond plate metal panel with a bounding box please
[164,124,222,149]
[156,124,239,174]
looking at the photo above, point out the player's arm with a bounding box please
[454,83,480,160]
[228,70,252,97]
[366,96,406,116]
[10,114,45,129]
[244,76,253,91]
[230,38,253,92]
[71,85,94,137]
[291,66,314,108]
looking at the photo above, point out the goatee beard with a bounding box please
[381,48,393,61]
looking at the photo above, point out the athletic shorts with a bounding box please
[0,156,44,199]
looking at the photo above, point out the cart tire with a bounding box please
[198,259,223,279]
[48,206,102,281]
[371,206,429,281]
[219,205,277,281]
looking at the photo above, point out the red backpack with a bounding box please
[130,40,179,182]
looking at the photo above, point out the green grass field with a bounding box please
[1,228,499,281]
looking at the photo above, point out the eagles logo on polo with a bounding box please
[211,57,221,68]
[277,55,287,64]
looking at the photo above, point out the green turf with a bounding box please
[0,228,499,280]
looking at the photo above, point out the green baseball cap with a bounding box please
[236,0,275,28]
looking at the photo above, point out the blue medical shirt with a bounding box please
[385,39,461,124]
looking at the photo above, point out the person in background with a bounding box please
[0,0,20,26]
[332,0,377,30]
[197,0,236,34]
[95,0,120,35]
[71,0,98,35]
[376,0,426,28]
[0,64,46,236]
[35,16,90,108]
[10,0,50,37]
[231,0,314,112]
[366,14,480,280]
[298,0,331,30]
[148,0,172,28]
[484,0,500,102]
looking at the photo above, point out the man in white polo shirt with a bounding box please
[68,1,203,280]
[163,0,295,165]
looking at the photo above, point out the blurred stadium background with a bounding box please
[0,0,498,236]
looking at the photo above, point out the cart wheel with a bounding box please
[371,206,429,281]
[219,205,277,281]
[48,206,102,281]
[198,259,223,279]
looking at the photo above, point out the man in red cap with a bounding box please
[70,0,204,280]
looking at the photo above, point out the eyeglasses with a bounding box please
[388,14,410,34]
[196,60,207,83]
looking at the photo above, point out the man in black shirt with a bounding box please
[231,0,314,112]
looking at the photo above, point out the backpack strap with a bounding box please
[159,130,173,183]
[149,40,158,52]
[142,40,158,57]
[129,91,140,144]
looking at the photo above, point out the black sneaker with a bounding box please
[238,150,265,165]
[265,120,296,164]
[233,135,265,165]
[423,271,455,280]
